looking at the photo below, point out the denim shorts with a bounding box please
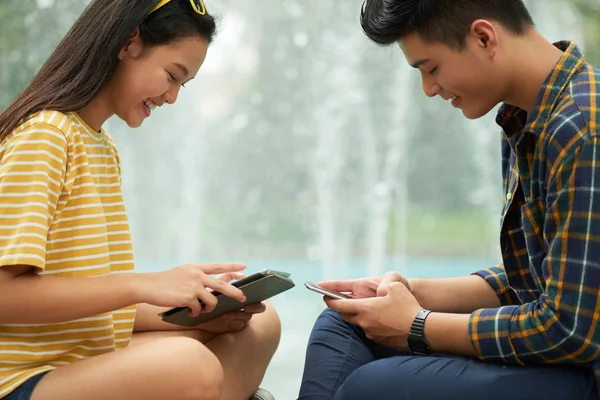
[4,371,50,400]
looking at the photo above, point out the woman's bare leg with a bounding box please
[130,302,281,400]
[204,302,281,400]
[30,336,224,400]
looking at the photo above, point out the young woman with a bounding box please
[0,1,280,399]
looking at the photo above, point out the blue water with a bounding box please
[137,258,497,399]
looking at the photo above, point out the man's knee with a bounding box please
[333,360,399,400]
[314,307,347,329]
[334,357,511,400]
[334,356,596,400]
[314,307,367,340]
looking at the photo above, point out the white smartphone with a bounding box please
[304,281,350,300]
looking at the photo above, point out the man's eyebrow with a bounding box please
[410,58,430,68]
[174,63,189,77]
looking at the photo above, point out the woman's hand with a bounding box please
[197,302,267,333]
[196,271,266,333]
[134,263,247,317]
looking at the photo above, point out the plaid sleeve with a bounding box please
[471,265,522,306]
[469,136,600,365]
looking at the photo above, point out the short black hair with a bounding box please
[360,0,535,50]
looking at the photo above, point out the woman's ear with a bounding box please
[118,27,142,60]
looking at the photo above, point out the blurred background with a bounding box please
[1,0,599,397]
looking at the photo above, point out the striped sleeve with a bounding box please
[0,123,68,270]
[469,136,600,365]
[105,134,122,186]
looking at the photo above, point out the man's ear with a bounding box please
[469,19,499,58]
[118,27,142,60]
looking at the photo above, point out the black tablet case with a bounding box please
[159,270,295,327]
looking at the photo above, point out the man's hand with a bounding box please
[324,277,421,351]
[318,271,413,299]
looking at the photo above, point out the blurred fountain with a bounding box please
[363,64,412,276]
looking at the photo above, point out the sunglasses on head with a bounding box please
[150,0,207,15]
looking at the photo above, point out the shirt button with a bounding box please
[506,192,512,201]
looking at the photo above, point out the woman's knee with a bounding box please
[159,337,224,400]
[255,301,282,348]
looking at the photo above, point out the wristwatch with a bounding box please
[407,309,432,355]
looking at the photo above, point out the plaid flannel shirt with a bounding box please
[468,41,600,392]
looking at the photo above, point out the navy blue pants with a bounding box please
[298,308,597,400]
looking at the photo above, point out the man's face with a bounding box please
[398,30,506,120]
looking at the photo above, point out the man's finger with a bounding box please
[377,271,403,296]
[379,271,403,286]
[387,281,409,293]
[324,297,361,314]
[340,312,360,326]
[378,281,409,298]
[317,280,357,293]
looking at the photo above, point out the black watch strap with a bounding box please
[408,309,432,355]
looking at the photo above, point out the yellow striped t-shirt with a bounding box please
[0,111,136,399]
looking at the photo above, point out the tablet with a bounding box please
[159,269,295,327]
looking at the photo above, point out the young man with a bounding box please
[297,1,600,399]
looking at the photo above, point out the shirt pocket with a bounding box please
[520,196,547,273]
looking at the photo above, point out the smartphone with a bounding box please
[304,281,350,300]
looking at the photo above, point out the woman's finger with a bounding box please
[194,263,247,275]
[222,311,253,323]
[187,296,202,317]
[196,286,219,313]
[217,272,246,282]
[203,275,246,303]
[241,302,267,314]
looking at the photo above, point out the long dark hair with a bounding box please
[0,0,216,139]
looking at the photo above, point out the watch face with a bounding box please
[408,336,430,355]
